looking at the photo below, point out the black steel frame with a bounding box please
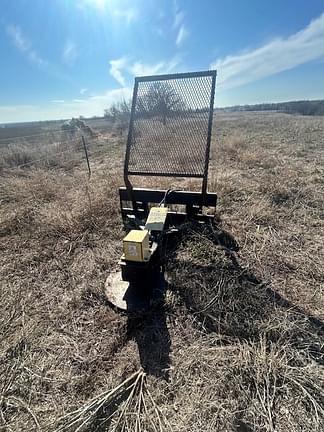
[122,70,217,220]
[119,187,217,226]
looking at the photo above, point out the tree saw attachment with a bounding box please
[106,70,217,313]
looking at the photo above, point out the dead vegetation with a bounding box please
[0,126,117,172]
[0,138,85,172]
[0,112,323,431]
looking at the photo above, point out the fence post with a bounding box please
[81,135,91,178]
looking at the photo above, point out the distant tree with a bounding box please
[138,82,186,125]
[61,118,95,139]
[218,100,324,116]
[104,100,131,121]
[104,99,131,136]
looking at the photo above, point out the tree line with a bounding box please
[219,100,324,116]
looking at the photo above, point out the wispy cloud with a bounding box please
[6,24,46,66]
[109,57,128,86]
[129,58,180,76]
[77,0,106,11]
[51,100,65,103]
[173,9,184,29]
[77,0,138,24]
[172,1,189,47]
[176,25,189,46]
[62,40,78,65]
[80,88,88,95]
[6,25,29,51]
[0,104,37,114]
[109,56,180,85]
[113,8,138,24]
[1,87,133,123]
[211,12,324,90]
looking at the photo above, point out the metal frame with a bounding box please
[119,187,217,226]
[124,70,217,209]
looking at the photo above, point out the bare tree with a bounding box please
[104,99,131,135]
[138,82,185,125]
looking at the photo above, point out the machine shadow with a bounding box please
[165,220,324,366]
[126,306,171,380]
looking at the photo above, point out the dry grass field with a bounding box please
[0,111,323,431]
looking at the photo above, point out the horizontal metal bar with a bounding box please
[127,171,204,178]
[121,208,215,224]
[119,187,217,207]
[135,70,217,83]
[121,207,146,215]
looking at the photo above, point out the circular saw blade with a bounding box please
[105,271,166,313]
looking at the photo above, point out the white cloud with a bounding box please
[62,40,78,65]
[80,88,88,95]
[28,50,45,66]
[6,24,30,51]
[211,12,324,90]
[0,87,133,123]
[6,24,46,66]
[172,1,189,47]
[1,52,180,122]
[89,87,132,103]
[176,25,189,46]
[173,0,182,27]
[0,104,37,113]
[109,57,128,86]
[109,56,180,84]
[129,58,180,76]
[173,10,184,29]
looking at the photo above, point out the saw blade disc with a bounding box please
[105,271,166,313]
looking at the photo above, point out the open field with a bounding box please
[0,118,118,173]
[0,111,323,431]
[0,118,109,141]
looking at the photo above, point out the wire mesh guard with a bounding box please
[126,71,216,178]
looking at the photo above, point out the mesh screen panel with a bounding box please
[126,71,216,178]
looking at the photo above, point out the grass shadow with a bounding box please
[165,220,324,366]
[127,307,171,380]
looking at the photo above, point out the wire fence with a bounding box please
[0,133,122,177]
[0,117,111,144]
[0,127,80,142]
[3,136,82,151]
[11,145,84,169]
[0,132,103,152]
[0,114,128,202]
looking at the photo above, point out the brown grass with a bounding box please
[0,112,323,431]
[0,130,118,173]
[0,138,83,171]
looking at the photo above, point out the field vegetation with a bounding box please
[0,112,323,431]
[221,99,324,116]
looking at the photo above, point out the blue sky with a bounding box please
[1,0,324,123]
